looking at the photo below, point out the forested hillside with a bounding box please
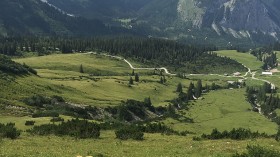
[0,0,125,36]
[0,37,246,74]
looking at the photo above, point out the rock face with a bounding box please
[46,0,280,44]
[195,0,280,40]
[2,0,280,45]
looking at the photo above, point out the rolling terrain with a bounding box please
[0,50,280,156]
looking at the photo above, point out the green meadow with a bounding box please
[216,50,263,71]
[0,51,280,156]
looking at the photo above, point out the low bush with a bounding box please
[50,117,64,122]
[32,111,59,118]
[0,123,21,139]
[199,128,269,140]
[233,145,280,157]
[25,120,35,126]
[115,125,144,140]
[27,119,100,139]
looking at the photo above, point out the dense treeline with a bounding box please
[0,54,37,75]
[0,36,247,73]
[194,128,270,141]
[233,145,280,157]
[0,123,21,139]
[251,47,278,70]
[246,83,280,118]
[27,119,100,139]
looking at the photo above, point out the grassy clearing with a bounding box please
[15,53,132,75]
[0,131,279,157]
[3,53,186,107]
[1,52,279,156]
[216,50,263,71]
[163,89,278,135]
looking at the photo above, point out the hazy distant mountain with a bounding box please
[47,0,280,45]
[1,0,280,46]
[0,0,112,36]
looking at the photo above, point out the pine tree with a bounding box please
[135,73,139,82]
[132,69,135,76]
[160,77,164,84]
[195,79,203,98]
[176,83,183,93]
[79,64,84,73]
[187,82,195,100]
[129,76,134,85]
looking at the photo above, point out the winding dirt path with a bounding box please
[86,52,276,89]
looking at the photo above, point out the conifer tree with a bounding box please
[176,83,183,93]
[129,76,134,85]
[79,64,84,73]
[135,73,139,82]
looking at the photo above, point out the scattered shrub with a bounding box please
[199,128,269,141]
[27,119,100,139]
[0,123,21,139]
[50,117,64,122]
[233,145,280,157]
[32,111,59,118]
[115,125,144,140]
[25,121,35,126]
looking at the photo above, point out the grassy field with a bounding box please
[0,131,279,157]
[1,52,280,156]
[216,50,263,71]
[5,53,182,106]
[6,53,247,107]
[163,89,278,135]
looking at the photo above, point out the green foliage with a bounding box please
[0,123,21,139]
[233,145,280,157]
[117,99,151,121]
[115,125,144,140]
[23,95,51,107]
[199,128,269,140]
[135,73,139,82]
[25,121,35,126]
[0,54,35,75]
[251,47,278,70]
[50,117,64,123]
[79,64,84,73]
[176,83,183,93]
[32,111,59,118]
[129,76,133,85]
[27,119,100,139]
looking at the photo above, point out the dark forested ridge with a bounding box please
[0,36,246,74]
[0,55,36,75]
[0,0,128,37]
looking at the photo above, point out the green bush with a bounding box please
[25,120,35,126]
[200,128,269,140]
[50,117,64,122]
[27,119,100,139]
[0,123,21,139]
[233,145,280,157]
[32,111,59,118]
[115,125,144,140]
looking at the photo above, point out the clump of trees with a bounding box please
[115,125,144,140]
[251,47,278,70]
[0,123,21,139]
[0,54,37,75]
[233,145,280,157]
[27,119,100,139]
[246,83,280,120]
[0,36,247,74]
[194,128,269,141]
[25,121,35,126]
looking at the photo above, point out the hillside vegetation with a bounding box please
[0,49,280,156]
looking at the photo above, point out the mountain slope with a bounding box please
[0,0,110,36]
[47,0,280,46]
